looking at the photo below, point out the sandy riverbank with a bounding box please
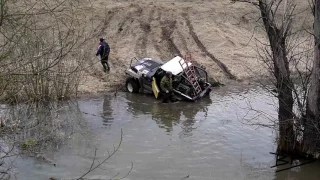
[77,0,312,95]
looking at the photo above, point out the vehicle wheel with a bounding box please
[126,78,140,93]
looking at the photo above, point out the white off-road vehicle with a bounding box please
[125,56,212,101]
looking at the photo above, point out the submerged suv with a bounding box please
[125,56,212,101]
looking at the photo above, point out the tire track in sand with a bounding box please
[149,9,183,60]
[117,5,143,34]
[111,5,143,64]
[150,10,166,60]
[88,7,133,83]
[97,10,116,37]
[177,29,189,53]
[183,12,237,80]
[160,20,182,58]
[87,8,116,75]
[135,8,154,58]
[88,8,117,81]
[104,5,144,85]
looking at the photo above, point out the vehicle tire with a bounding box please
[126,78,140,93]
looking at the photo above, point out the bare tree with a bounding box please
[0,0,99,103]
[305,0,320,154]
[232,0,320,156]
[0,0,127,178]
[232,0,297,152]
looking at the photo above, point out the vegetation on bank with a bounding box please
[0,0,99,104]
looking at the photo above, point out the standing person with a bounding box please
[96,38,110,72]
[160,71,174,103]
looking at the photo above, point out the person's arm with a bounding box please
[96,45,102,56]
[168,79,173,91]
[106,43,110,53]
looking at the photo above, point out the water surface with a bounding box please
[9,85,320,180]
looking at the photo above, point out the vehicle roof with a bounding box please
[131,58,162,71]
[160,56,192,75]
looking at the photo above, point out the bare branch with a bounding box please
[77,129,124,179]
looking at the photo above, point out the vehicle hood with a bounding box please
[131,58,163,74]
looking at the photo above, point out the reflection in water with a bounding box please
[180,97,212,138]
[125,93,212,135]
[274,162,320,179]
[6,102,86,152]
[102,95,114,127]
[2,101,91,178]
[151,103,181,133]
[272,154,320,180]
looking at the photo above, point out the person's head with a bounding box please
[99,38,105,42]
[166,71,172,78]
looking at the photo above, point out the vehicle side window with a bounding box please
[196,67,207,81]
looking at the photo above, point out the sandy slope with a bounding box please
[77,0,312,94]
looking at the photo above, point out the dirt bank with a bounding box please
[77,0,312,94]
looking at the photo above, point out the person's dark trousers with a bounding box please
[101,53,110,72]
[162,92,173,103]
[101,60,109,72]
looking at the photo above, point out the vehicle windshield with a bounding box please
[194,66,208,81]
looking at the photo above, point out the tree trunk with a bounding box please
[272,38,295,153]
[0,0,5,26]
[259,0,295,152]
[305,0,320,153]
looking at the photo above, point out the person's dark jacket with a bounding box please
[96,41,110,59]
[160,76,173,93]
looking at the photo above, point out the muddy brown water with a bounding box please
[8,85,320,180]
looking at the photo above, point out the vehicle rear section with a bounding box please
[125,55,212,102]
[171,55,212,101]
